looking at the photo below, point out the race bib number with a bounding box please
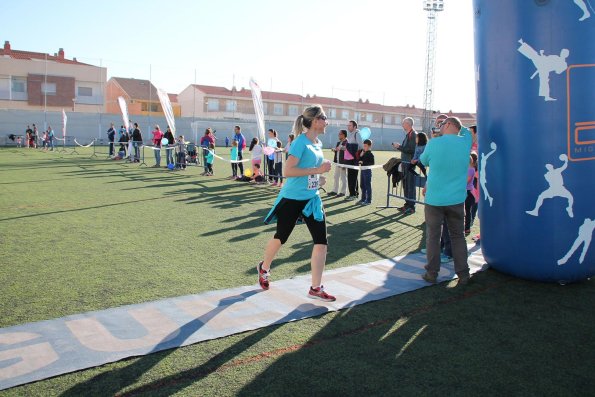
[307,174,320,190]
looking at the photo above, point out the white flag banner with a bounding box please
[62,109,67,137]
[249,78,266,142]
[156,89,176,134]
[117,96,130,131]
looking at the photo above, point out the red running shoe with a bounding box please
[308,285,336,302]
[257,261,270,290]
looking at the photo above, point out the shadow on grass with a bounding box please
[234,273,595,396]
[0,197,168,222]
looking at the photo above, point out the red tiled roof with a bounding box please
[304,95,348,107]
[192,84,233,96]
[0,49,90,66]
[110,77,158,101]
[260,90,303,103]
[168,93,178,103]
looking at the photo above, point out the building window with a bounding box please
[78,87,93,96]
[263,103,269,115]
[394,116,402,125]
[207,99,219,111]
[384,115,392,124]
[341,110,349,119]
[41,83,56,95]
[366,113,373,122]
[273,103,283,115]
[354,112,361,121]
[226,100,237,112]
[150,103,159,112]
[288,105,299,116]
[141,102,148,111]
[329,108,337,119]
[11,77,26,93]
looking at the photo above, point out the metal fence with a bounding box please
[0,108,408,151]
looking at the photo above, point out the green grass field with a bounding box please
[1,146,594,396]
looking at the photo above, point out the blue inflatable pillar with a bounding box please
[473,0,595,282]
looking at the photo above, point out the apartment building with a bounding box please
[0,41,106,112]
[177,84,446,130]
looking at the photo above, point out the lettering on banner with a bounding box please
[66,307,180,352]
[0,333,58,380]
[175,294,281,332]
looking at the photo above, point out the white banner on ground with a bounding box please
[249,78,266,142]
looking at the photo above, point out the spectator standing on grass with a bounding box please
[205,143,215,176]
[200,128,215,175]
[25,125,33,148]
[132,123,142,162]
[47,126,55,151]
[345,120,362,201]
[230,140,239,179]
[357,139,375,205]
[393,117,417,215]
[175,135,187,170]
[225,136,229,148]
[329,129,348,197]
[272,141,283,187]
[107,123,116,156]
[33,124,40,148]
[233,125,246,177]
[421,114,454,263]
[266,129,279,182]
[151,125,164,168]
[163,126,175,167]
[30,124,38,148]
[420,116,472,286]
[257,105,336,302]
[41,129,48,150]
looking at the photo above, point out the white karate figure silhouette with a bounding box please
[558,218,595,265]
[480,142,497,207]
[574,0,592,21]
[526,154,574,218]
[517,39,569,101]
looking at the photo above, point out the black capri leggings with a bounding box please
[273,198,327,245]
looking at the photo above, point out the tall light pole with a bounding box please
[422,0,444,135]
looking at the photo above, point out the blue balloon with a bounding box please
[359,127,371,141]
[161,138,169,146]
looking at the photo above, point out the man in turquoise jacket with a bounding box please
[420,116,472,285]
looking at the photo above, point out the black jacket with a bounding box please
[359,151,375,167]
[397,129,417,162]
[132,128,143,143]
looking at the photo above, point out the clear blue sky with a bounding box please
[4,0,476,112]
